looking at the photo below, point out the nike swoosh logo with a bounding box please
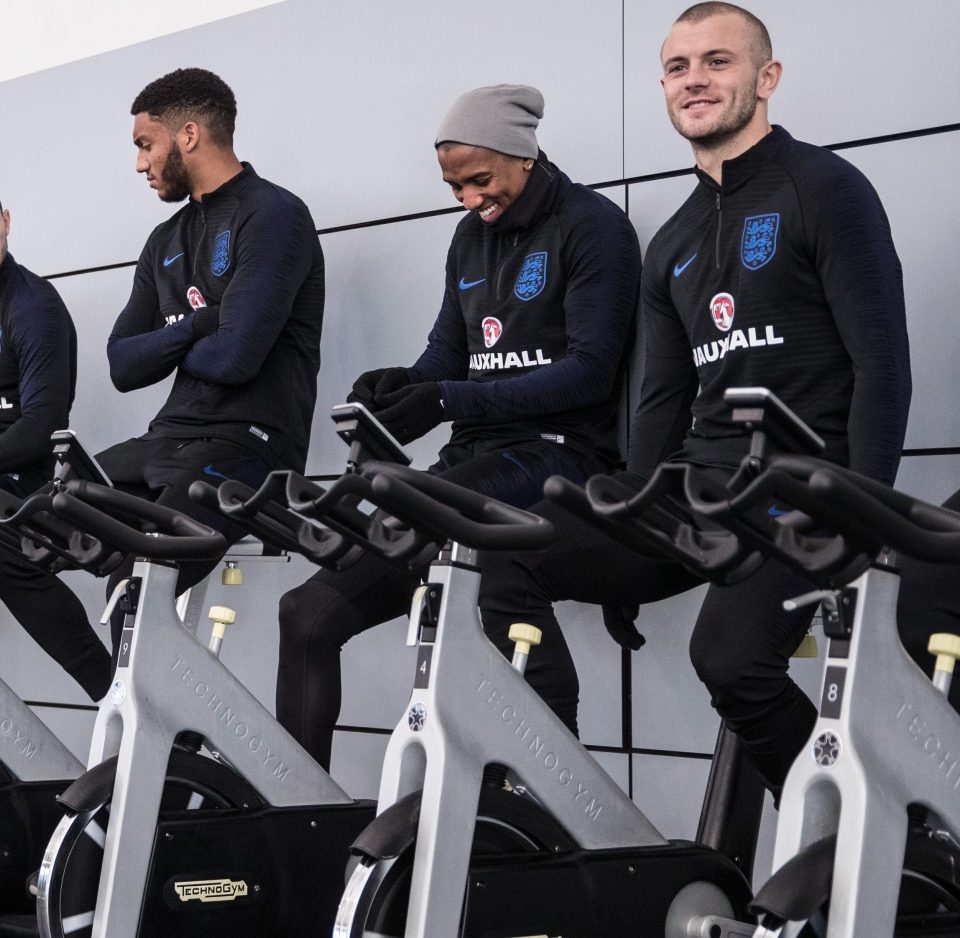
[673,253,697,277]
[203,464,231,481]
[163,253,185,267]
[458,277,486,290]
[768,505,789,517]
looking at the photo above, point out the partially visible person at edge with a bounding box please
[479,2,911,800]
[278,84,642,769]
[8,67,324,662]
[0,199,111,700]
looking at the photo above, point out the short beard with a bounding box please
[671,93,757,152]
[158,139,192,203]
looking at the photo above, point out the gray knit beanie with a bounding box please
[435,84,543,159]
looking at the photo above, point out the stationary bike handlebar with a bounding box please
[724,457,960,569]
[189,472,369,569]
[47,480,227,561]
[545,467,765,586]
[0,486,113,573]
[550,384,960,587]
[361,461,555,551]
[193,460,554,572]
[542,385,959,588]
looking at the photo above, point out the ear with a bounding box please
[179,121,201,154]
[756,59,782,102]
[1,209,10,237]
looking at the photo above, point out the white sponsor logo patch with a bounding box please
[469,348,552,371]
[692,325,784,367]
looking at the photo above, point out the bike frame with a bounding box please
[0,674,83,781]
[765,559,960,938]
[373,542,670,938]
[50,557,352,938]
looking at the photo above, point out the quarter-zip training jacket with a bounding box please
[632,126,911,484]
[0,253,76,477]
[107,163,324,472]
[410,154,642,466]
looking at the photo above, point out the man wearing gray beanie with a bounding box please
[276,83,642,765]
[435,83,543,163]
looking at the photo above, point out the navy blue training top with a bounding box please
[107,164,324,472]
[409,154,641,465]
[632,126,911,485]
[0,253,76,474]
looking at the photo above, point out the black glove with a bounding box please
[601,603,645,650]
[375,382,445,444]
[191,304,221,338]
[347,367,412,408]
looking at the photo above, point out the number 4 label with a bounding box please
[414,647,433,689]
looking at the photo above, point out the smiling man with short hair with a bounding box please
[479,3,912,799]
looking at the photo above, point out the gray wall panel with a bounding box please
[632,752,711,840]
[839,135,960,450]
[337,616,416,737]
[555,601,623,749]
[629,585,715,753]
[2,567,110,707]
[897,454,960,504]
[306,212,462,473]
[623,1,960,179]
[44,268,173,453]
[0,0,626,274]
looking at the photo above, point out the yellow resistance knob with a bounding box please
[928,633,960,674]
[208,605,236,641]
[792,633,819,659]
[222,563,243,586]
[508,623,542,658]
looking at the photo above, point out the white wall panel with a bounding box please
[329,731,390,800]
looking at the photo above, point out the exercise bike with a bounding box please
[548,386,960,937]
[0,434,376,938]
[0,433,112,935]
[201,402,765,938]
[0,669,85,935]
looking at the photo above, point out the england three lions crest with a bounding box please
[741,214,779,271]
[211,229,231,277]
[514,251,548,301]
